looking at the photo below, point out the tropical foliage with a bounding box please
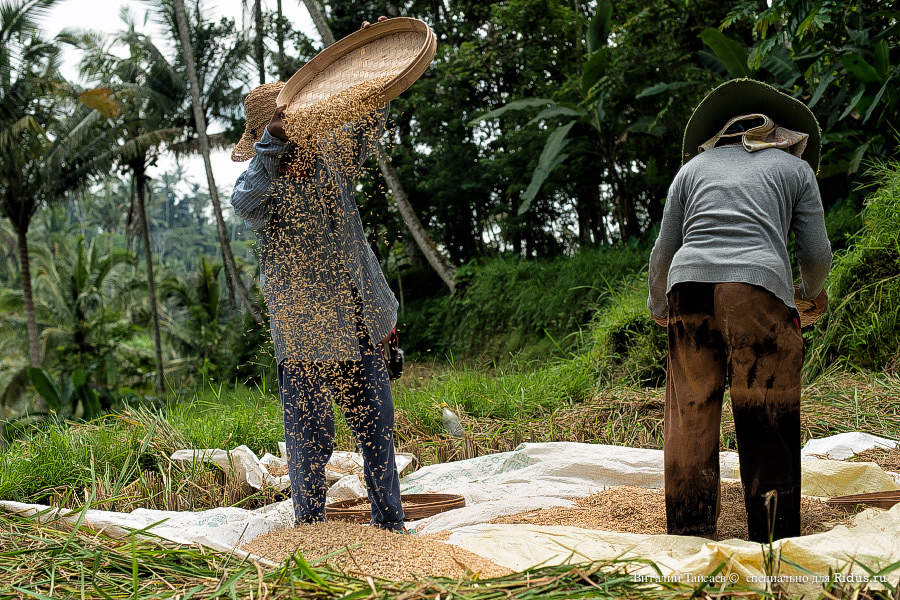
[0,0,897,417]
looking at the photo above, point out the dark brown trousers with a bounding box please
[664,282,803,542]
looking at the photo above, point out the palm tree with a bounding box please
[170,0,264,323]
[31,235,136,380]
[0,0,63,368]
[253,0,265,84]
[73,19,186,394]
[301,0,334,45]
[160,256,224,369]
[0,234,136,413]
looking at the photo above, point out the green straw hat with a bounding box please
[682,78,821,173]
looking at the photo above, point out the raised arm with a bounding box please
[648,174,686,321]
[791,164,832,299]
[230,113,291,230]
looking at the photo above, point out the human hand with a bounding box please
[361,16,387,29]
[267,103,288,140]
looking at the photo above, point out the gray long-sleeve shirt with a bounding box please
[230,108,397,363]
[648,146,832,318]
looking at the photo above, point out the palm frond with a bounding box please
[116,126,183,162]
[168,131,230,156]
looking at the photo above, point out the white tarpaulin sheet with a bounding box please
[169,445,416,492]
[801,431,898,460]
[402,439,899,532]
[1,433,897,591]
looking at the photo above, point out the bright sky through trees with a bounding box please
[39,0,319,196]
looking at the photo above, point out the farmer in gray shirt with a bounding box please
[229,18,405,531]
[648,79,831,542]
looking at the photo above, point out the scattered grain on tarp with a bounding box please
[851,447,900,473]
[491,481,864,540]
[242,522,510,580]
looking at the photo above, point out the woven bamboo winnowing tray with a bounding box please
[325,493,465,523]
[276,17,436,112]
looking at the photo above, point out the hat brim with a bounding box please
[231,127,265,162]
[682,78,821,173]
[231,82,285,162]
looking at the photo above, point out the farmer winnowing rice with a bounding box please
[229,17,407,533]
[648,79,832,542]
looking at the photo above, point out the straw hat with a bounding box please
[682,78,821,173]
[231,81,285,162]
[794,287,828,328]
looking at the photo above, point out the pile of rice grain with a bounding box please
[491,481,862,540]
[242,522,510,581]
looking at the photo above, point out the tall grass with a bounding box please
[2,368,895,510]
[400,247,647,361]
[805,160,900,376]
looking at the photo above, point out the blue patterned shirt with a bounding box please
[230,108,397,363]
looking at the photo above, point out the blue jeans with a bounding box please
[277,317,405,529]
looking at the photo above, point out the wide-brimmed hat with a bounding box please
[231,81,285,162]
[682,78,821,173]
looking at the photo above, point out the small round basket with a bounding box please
[325,493,465,523]
[276,17,436,113]
[794,287,828,328]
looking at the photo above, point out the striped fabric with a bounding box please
[230,107,398,363]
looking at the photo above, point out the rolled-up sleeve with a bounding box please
[792,164,832,299]
[648,175,686,318]
[230,129,290,230]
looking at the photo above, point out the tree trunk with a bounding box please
[574,185,592,246]
[276,0,285,77]
[254,0,265,84]
[301,0,335,45]
[302,0,457,292]
[609,159,639,241]
[174,0,264,324]
[16,225,40,367]
[375,145,456,293]
[135,168,165,395]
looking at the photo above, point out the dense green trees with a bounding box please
[0,0,897,414]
